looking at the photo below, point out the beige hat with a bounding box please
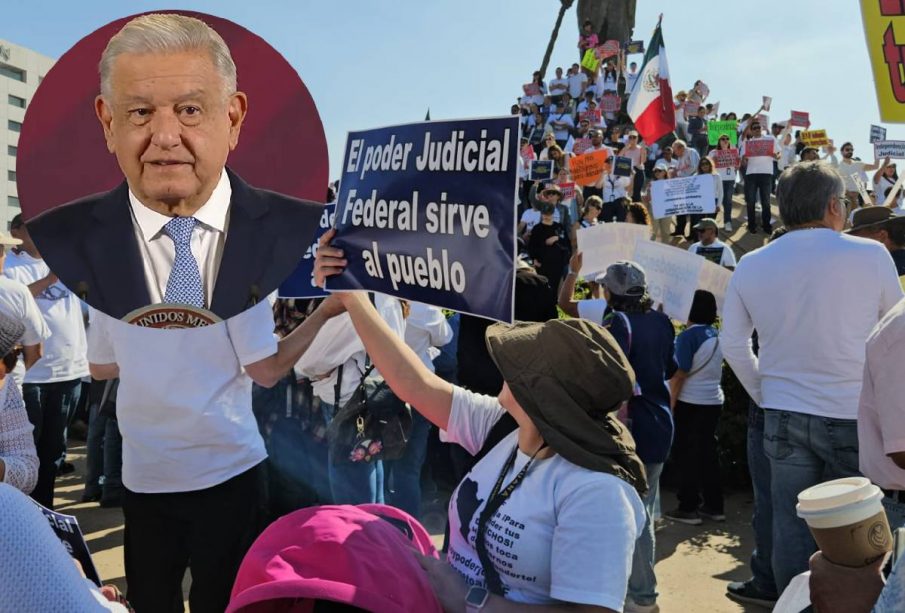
[0,231,22,247]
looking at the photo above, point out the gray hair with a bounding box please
[777,161,845,227]
[99,13,237,99]
[673,139,687,148]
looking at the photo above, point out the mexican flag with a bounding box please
[627,19,675,144]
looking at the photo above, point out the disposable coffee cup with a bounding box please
[797,477,892,567]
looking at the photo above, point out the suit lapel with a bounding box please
[83,182,151,318]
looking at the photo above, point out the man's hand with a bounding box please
[569,252,583,274]
[809,551,886,613]
[545,235,559,246]
[415,552,468,612]
[314,228,347,288]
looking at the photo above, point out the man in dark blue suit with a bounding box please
[27,13,321,323]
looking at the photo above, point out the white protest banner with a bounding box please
[870,124,887,144]
[577,222,652,280]
[650,175,716,219]
[874,140,905,159]
[632,239,703,322]
[697,259,733,313]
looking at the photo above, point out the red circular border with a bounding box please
[17,10,328,219]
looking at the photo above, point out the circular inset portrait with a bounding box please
[16,11,328,325]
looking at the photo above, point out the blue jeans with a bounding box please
[84,396,122,499]
[883,497,905,532]
[385,411,430,519]
[747,403,777,596]
[321,401,384,505]
[744,173,773,231]
[763,409,861,593]
[22,379,82,508]
[628,462,663,606]
[721,180,735,224]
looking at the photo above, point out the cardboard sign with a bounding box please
[581,48,600,73]
[579,109,603,125]
[707,120,739,146]
[571,148,610,186]
[613,156,633,177]
[595,39,621,59]
[557,180,576,200]
[522,83,540,97]
[577,222,652,280]
[801,129,830,147]
[683,100,701,117]
[875,140,905,159]
[711,148,740,169]
[633,239,704,322]
[744,138,776,158]
[329,116,518,322]
[650,175,717,219]
[572,137,593,155]
[530,160,554,181]
[600,95,621,113]
[790,111,811,127]
[860,1,905,122]
[625,40,645,54]
[34,501,102,586]
[279,203,336,299]
[762,96,772,112]
[871,124,888,143]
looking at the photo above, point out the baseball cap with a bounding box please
[601,260,647,297]
[692,218,719,231]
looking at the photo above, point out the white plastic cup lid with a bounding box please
[797,477,881,518]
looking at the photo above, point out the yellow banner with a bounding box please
[862,0,905,122]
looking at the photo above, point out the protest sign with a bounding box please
[870,124,888,143]
[754,114,770,130]
[572,137,593,155]
[708,120,739,146]
[579,109,603,125]
[522,83,540,97]
[801,129,830,147]
[596,39,621,59]
[577,222,652,280]
[520,143,536,163]
[860,1,905,122]
[874,140,905,159]
[613,156,633,177]
[683,100,700,117]
[557,181,576,200]
[697,82,710,100]
[762,96,772,111]
[745,138,776,158]
[34,501,102,586]
[710,101,720,117]
[625,40,645,54]
[790,111,810,127]
[650,175,716,219]
[697,259,733,313]
[581,48,600,73]
[328,116,518,322]
[530,160,554,181]
[571,148,609,186]
[711,148,740,169]
[600,95,621,113]
[633,239,703,322]
[279,203,335,299]
[853,174,875,206]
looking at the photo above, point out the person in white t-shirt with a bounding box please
[4,217,88,509]
[831,142,880,207]
[740,121,781,234]
[624,61,639,94]
[315,240,646,613]
[567,63,587,100]
[548,67,568,104]
[721,161,903,594]
[0,232,48,393]
[545,102,575,148]
[688,219,737,269]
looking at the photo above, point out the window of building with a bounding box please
[8,94,25,108]
[7,145,16,157]
[8,119,22,133]
[7,196,20,209]
[7,170,15,182]
[0,64,26,82]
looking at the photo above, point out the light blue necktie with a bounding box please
[162,216,205,308]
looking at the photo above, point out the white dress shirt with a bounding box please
[128,170,231,307]
[403,302,453,372]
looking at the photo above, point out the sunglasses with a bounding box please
[719,137,729,141]
[843,148,853,152]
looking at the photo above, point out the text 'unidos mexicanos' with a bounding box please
[341,189,491,293]
[346,129,511,180]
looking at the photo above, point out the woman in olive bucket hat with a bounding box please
[315,230,646,613]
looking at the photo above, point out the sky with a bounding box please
[3,0,888,179]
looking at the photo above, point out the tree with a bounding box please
[538,0,575,80]
[577,0,637,48]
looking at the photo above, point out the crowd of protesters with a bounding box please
[4,14,905,613]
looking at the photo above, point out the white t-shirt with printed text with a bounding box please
[443,386,645,610]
